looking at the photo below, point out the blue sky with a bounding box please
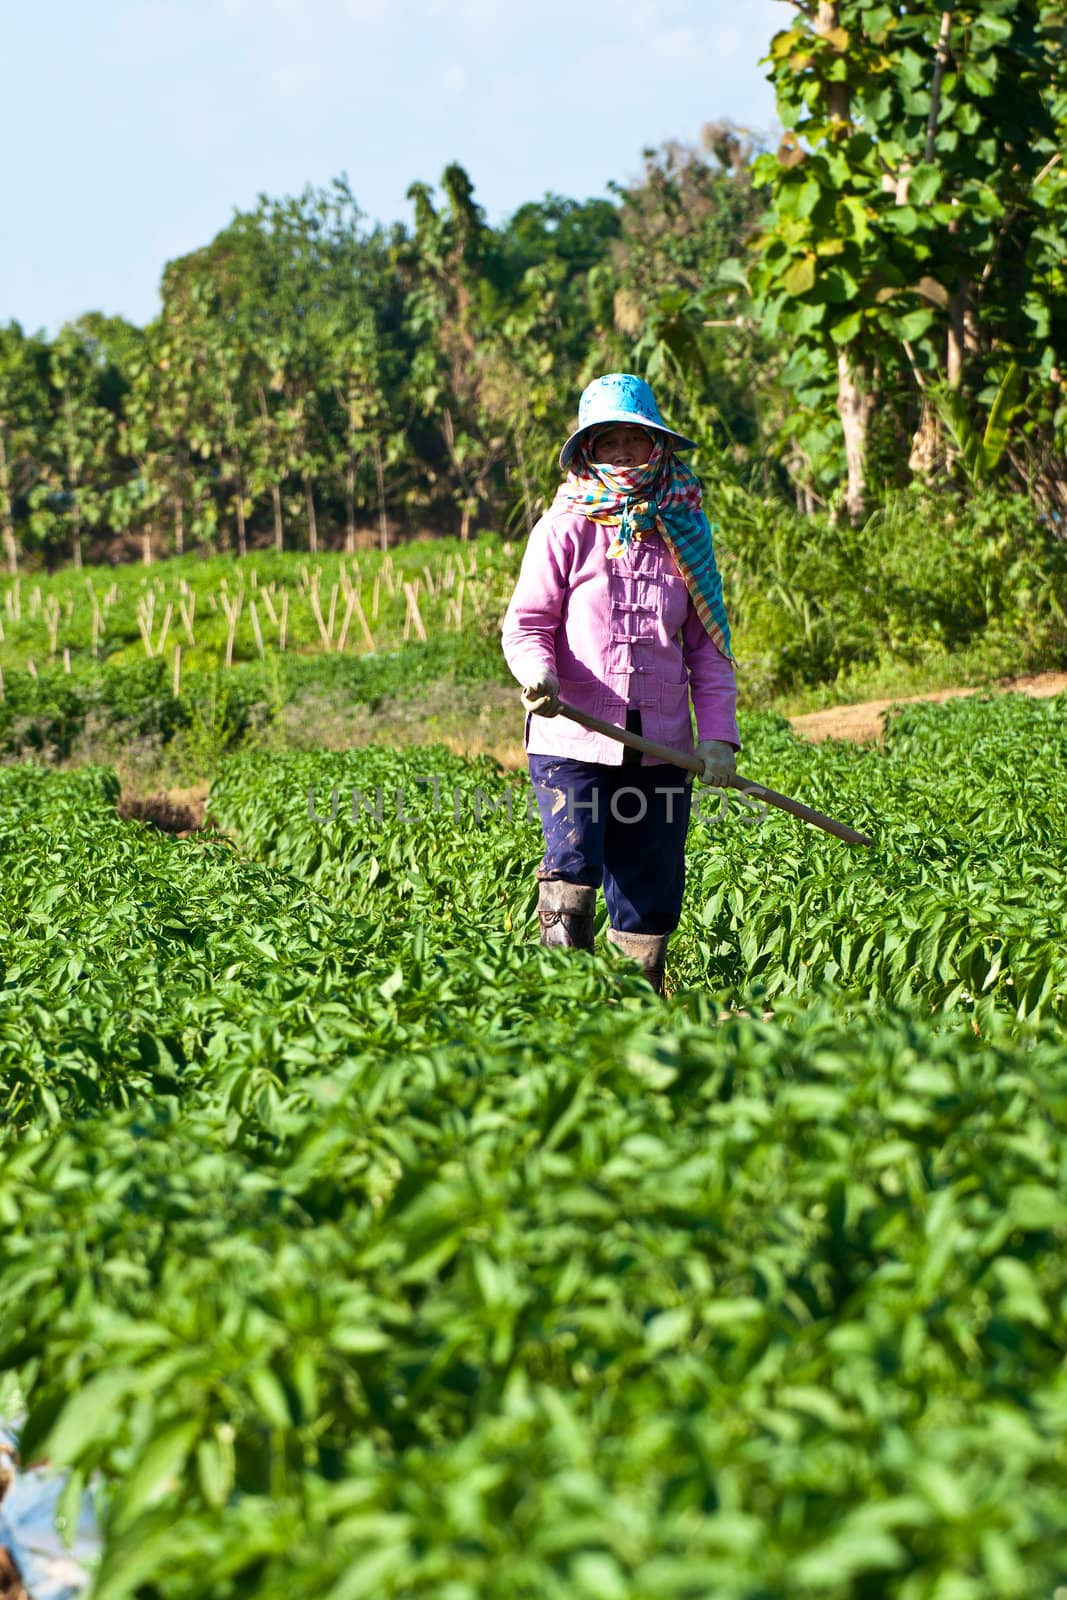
[3,0,786,335]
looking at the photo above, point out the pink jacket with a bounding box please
[501,508,740,765]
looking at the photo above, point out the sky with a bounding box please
[2,0,787,336]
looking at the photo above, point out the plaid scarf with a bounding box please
[552,439,735,663]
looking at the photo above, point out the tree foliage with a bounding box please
[2,1,1067,566]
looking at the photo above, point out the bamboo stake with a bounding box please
[338,589,375,653]
[156,602,173,657]
[135,603,154,659]
[44,595,60,658]
[260,587,278,627]
[62,646,71,673]
[27,657,37,678]
[336,589,357,652]
[249,598,265,657]
[403,581,427,642]
[223,592,242,668]
[308,583,332,649]
[422,564,436,596]
[173,643,182,698]
[279,591,289,651]
[178,594,196,645]
[371,575,381,620]
[326,581,339,643]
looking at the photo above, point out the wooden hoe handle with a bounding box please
[554,701,876,849]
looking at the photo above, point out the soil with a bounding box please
[117,782,212,836]
[787,671,1067,745]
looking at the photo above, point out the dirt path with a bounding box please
[117,783,211,835]
[788,671,1067,745]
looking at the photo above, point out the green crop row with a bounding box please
[208,692,1067,1026]
[1,694,1065,1598]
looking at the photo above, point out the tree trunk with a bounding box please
[174,496,185,557]
[345,454,357,554]
[0,424,17,573]
[142,524,153,565]
[925,12,953,164]
[271,483,284,551]
[837,346,875,524]
[909,400,943,476]
[372,436,389,553]
[816,2,850,128]
[257,386,284,552]
[304,473,318,553]
[948,282,968,388]
[62,389,83,567]
[235,466,247,558]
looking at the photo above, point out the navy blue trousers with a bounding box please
[528,753,693,935]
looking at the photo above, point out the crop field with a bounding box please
[0,547,514,678]
[2,684,1066,1599]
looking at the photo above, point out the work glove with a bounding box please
[695,738,737,787]
[521,671,560,717]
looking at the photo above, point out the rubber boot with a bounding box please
[537,879,596,951]
[607,927,670,995]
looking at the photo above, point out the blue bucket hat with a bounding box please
[559,372,698,470]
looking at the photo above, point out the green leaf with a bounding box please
[1008,1185,1067,1231]
[246,1366,291,1428]
[782,255,816,296]
[112,1417,199,1528]
[45,1368,138,1464]
[894,309,936,340]
[829,310,863,345]
[907,165,941,206]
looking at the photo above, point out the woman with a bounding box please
[501,372,740,994]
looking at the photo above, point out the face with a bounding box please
[590,424,654,468]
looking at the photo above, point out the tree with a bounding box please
[33,323,121,566]
[0,324,51,572]
[752,0,1067,519]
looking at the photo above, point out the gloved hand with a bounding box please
[521,671,560,717]
[695,738,737,786]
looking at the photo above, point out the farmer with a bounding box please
[501,372,739,994]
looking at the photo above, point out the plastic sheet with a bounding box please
[0,1420,98,1600]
